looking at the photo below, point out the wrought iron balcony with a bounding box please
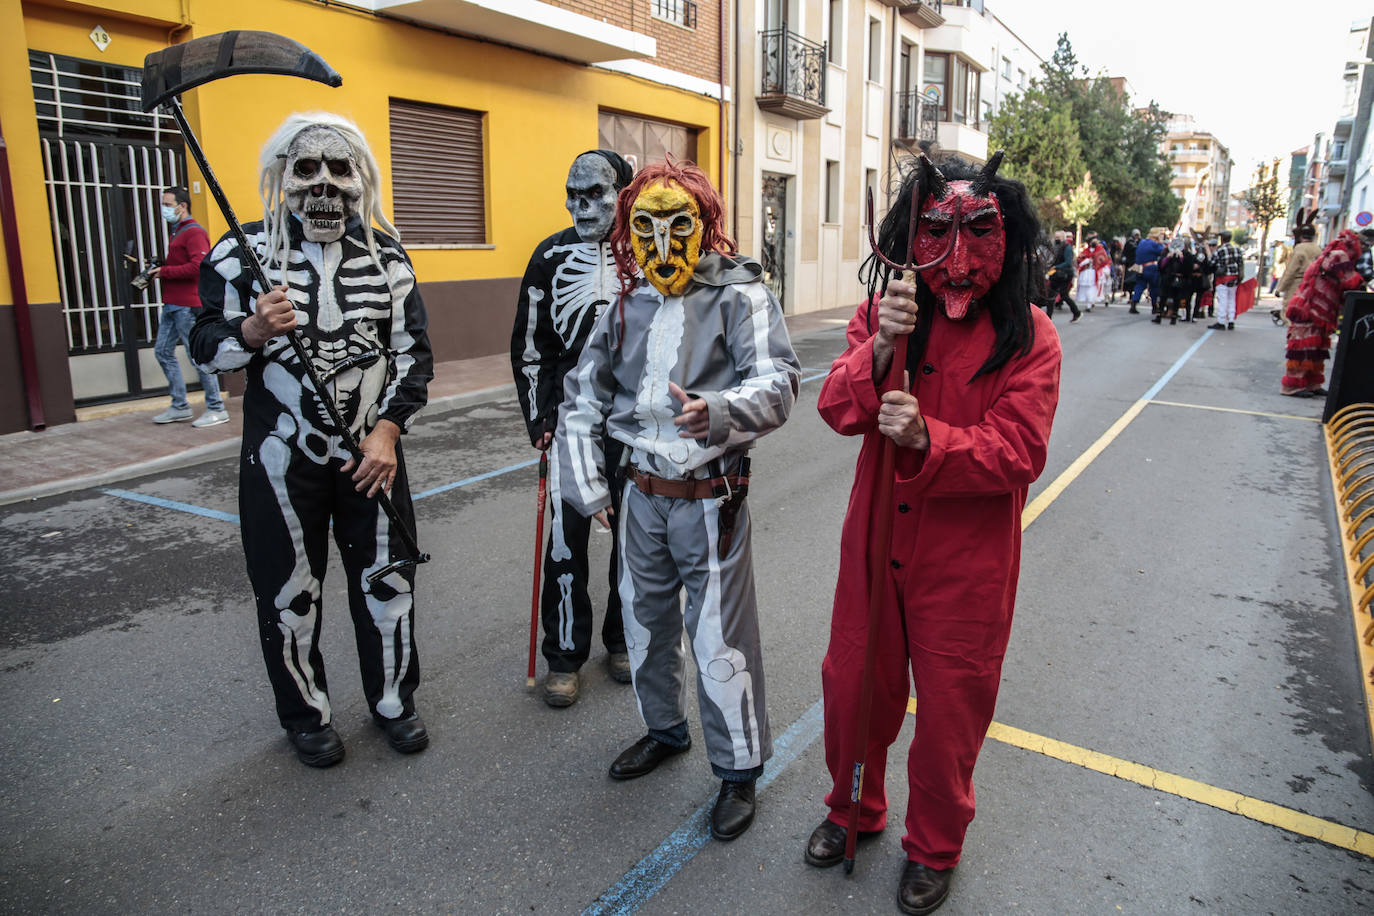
[895,91,939,143]
[758,26,828,120]
[896,0,945,28]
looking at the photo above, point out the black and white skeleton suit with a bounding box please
[190,216,433,733]
[553,252,800,778]
[511,227,625,673]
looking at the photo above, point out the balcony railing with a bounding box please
[758,26,828,120]
[895,91,939,143]
[651,0,697,29]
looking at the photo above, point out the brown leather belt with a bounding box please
[627,466,749,500]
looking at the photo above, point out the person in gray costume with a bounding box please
[552,160,800,841]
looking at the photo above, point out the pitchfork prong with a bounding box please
[865,185,960,276]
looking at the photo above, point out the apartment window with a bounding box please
[867,18,882,83]
[651,0,697,29]
[1017,68,1026,90]
[825,160,840,223]
[389,98,485,244]
[922,53,979,125]
[1001,56,1011,79]
[923,53,947,119]
[828,0,844,65]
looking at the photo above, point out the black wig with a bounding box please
[860,155,1046,383]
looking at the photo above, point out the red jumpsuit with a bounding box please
[817,301,1061,869]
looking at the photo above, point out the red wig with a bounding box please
[609,156,736,298]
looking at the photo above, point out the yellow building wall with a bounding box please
[5,0,723,318]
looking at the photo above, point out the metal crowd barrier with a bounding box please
[1326,404,1374,722]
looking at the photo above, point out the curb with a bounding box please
[0,382,517,507]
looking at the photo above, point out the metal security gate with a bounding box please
[31,50,186,404]
[761,172,788,309]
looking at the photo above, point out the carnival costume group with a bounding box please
[189,94,1061,911]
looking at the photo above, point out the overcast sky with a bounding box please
[992,1,1370,178]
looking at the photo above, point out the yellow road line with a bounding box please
[1323,426,1374,762]
[900,698,1374,858]
[1021,399,1148,529]
[1150,400,1321,423]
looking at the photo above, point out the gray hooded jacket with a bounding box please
[553,252,801,518]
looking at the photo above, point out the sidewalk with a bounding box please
[0,306,854,506]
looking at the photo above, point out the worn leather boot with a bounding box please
[898,861,954,915]
[543,671,580,707]
[803,819,880,867]
[286,724,345,768]
[375,713,429,754]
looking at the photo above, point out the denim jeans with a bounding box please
[154,304,223,411]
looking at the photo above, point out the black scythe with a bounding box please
[141,31,429,584]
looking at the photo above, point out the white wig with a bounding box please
[258,111,398,275]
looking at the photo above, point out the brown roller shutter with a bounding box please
[389,99,486,245]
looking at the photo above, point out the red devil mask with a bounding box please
[912,180,1005,321]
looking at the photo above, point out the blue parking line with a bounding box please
[1143,330,1213,402]
[411,457,539,501]
[581,698,825,916]
[98,488,241,524]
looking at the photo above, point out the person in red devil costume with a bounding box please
[805,155,1062,914]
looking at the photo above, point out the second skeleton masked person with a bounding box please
[512,150,635,707]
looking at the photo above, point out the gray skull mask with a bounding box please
[565,154,619,243]
[282,126,362,243]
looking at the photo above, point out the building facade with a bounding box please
[1162,114,1232,235]
[1,0,727,432]
[1320,17,1374,237]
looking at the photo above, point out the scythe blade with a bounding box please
[140,30,342,111]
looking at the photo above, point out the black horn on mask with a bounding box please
[970,149,1005,196]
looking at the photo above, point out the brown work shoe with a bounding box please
[543,671,580,707]
[606,651,632,684]
[803,818,881,867]
[898,861,954,915]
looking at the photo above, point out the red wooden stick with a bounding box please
[527,449,549,687]
[844,318,910,874]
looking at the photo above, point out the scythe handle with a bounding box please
[166,97,427,571]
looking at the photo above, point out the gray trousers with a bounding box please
[616,481,772,774]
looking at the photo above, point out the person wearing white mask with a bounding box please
[148,186,227,427]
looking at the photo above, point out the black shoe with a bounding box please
[803,819,882,868]
[1070,313,1080,323]
[287,724,345,768]
[1151,315,1161,324]
[1169,315,1177,325]
[1207,322,1226,330]
[1129,307,1139,314]
[608,735,690,780]
[375,713,429,754]
[1227,322,1234,330]
[710,779,756,841]
[1312,387,1328,396]
[898,861,955,915]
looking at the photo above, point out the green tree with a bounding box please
[1021,33,1176,238]
[988,91,1084,229]
[1244,170,1286,285]
[1061,171,1101,248]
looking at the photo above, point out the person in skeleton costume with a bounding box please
[806,157,1060,914]
[511,150,634,707]
[552,160,799,841]
[190,113,433,768]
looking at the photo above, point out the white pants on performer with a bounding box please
[1214,283,1237,324]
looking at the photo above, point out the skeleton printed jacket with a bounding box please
[191,216,433,451]
[554,253,801,518]
[511,227,617,445]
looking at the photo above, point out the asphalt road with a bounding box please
[1,304,1371,915]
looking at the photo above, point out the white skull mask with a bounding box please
[282,126,362,243]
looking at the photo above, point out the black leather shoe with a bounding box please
[608,735,690,780]
[375,713,429,754]
[1208,322,1226,330]
[803,818,882,867]
[287,724,345,768]
[898,861,954,915]
[709,779,755,841]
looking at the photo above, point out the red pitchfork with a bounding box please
[843,156,961,875]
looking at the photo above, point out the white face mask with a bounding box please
[161,204,179,224]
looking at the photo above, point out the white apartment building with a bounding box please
[735,0,1042,315]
